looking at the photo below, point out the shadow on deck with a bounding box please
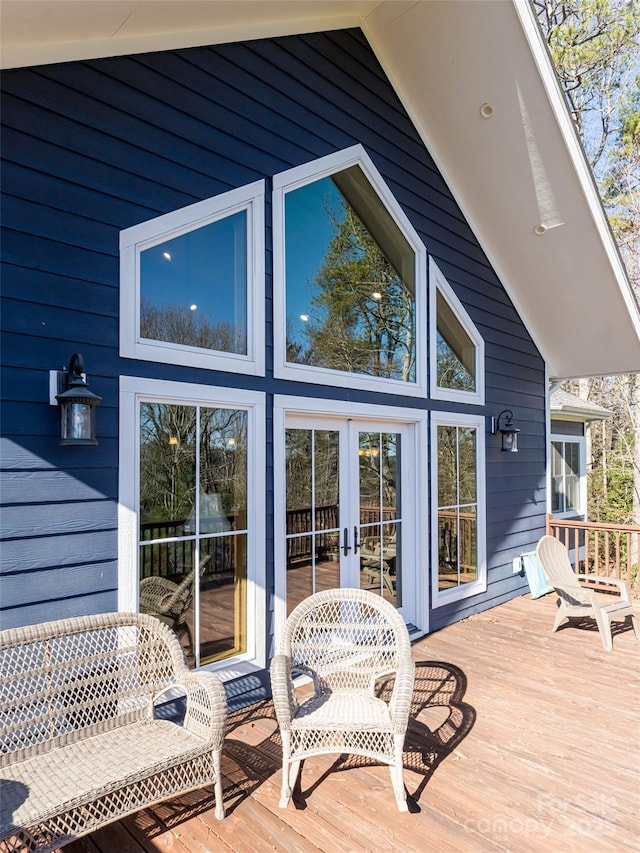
[64,592,640,853]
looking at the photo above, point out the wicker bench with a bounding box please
[0,612,227,853]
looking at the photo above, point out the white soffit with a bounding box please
[363,0,640,379]
[2,0,639,380]
[0,1,380,66]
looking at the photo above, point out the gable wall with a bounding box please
[1,29,545,632]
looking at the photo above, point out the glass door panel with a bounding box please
[285,427,340,613]
[358,430,402,606]
[282,414,414,624]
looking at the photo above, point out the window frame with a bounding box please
[430,410,486,608]
[550,434,586,518]
[120,181,265,376]
[272,145,428,397]
[429,257,485,405]
[118,376,266,676]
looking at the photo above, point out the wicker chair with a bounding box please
[0,612,227,853]
[270,588,415,812]
[536,535,640,651]
[139,555,211,654]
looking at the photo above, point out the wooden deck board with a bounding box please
[62,594,639,852]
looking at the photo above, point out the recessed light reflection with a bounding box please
[372,292,382,300]
[190,304,197,311]
[163,251,172,261]
[300,313,309,322]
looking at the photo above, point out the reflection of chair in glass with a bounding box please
[536,535,640,652]
[360,532,396,594]
[139,555,211,655]
[270,587,415,812]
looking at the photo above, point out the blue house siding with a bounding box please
[1,29,544,636]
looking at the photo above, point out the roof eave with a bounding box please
[2,0,639,379]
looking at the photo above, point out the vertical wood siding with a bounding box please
[0,29,544,632]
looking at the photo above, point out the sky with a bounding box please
[140,209,247,332]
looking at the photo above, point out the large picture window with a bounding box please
[273,146,427,396]
[120,182,264,375]
[431,412,486,606]
[119,378,265,672]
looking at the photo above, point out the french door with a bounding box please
[282,413,417,625]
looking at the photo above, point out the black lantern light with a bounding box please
[491,409,520,453]
[54,353,102,445]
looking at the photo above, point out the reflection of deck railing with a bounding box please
[547,513,640,591]
[139,517,239,579]
[437,510,476,571]
[285,504,397,563]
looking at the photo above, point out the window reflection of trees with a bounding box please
[437,425,478,590]
[140,300,247,354]
[436,291,475,392]
[287,194,415,382]
[139,403,247,579]
[436,332,475,392]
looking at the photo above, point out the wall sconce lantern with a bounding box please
[491,409,520,453]
[51,353,102,445]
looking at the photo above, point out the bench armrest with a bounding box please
[176,671,228,748]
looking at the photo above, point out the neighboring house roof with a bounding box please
[2,0,639,381]
[550,388,614,423]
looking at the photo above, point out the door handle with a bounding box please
[353,526,360,555]
[342,527,351,556]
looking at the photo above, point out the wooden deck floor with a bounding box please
[66,593,639,853]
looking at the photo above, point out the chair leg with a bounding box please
[593,608,613,652]
[288,759,302,793]
[552,602,567,633]
[279,732,293,808]
[213,749,225,820]
[390,736,408,813]
[630,612,640,641]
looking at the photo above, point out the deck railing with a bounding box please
[139,516,239,580]
[546,514,640,591]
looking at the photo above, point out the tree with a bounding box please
[140,300,247,354]
[534,0,640,178]
[290,199,416,382]
[535,0,640,536]
[602,84,640,282]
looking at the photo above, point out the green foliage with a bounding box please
[601,78,640,268]
[295,200,416,382]
[534,0,640,176]
[539,2,640,531]
[589,449,634,524]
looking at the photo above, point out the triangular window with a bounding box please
[430,259,484,404]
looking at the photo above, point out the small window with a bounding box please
[273,146,427,397]
[429,258,484,404]
[120,182,264,375]
[551,438,585,516]
[431,412,486,606]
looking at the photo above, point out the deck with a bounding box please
[67,593,639,853]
